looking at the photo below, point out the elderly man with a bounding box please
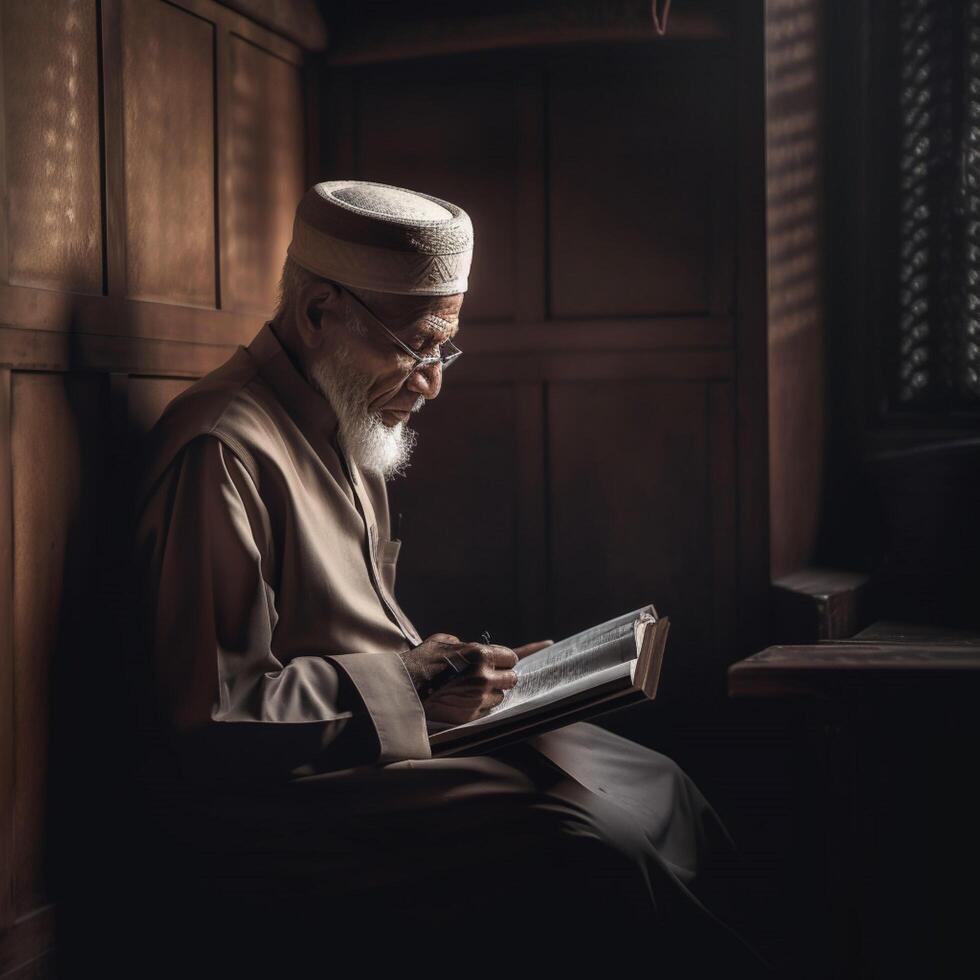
[131,181,765,973]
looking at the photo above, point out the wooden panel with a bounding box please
[0,905,55,977]
[0,3,9,282]
[127,376,194,436]
[11,373,103,915]
[1,0,102,292]
[101,0,126,297]
[514,73,547,323]
[459,317,733,353]
[356,71,518,323]
[767,0,824,578]
[121,0,215,306]
[735,0,771,656]
[172,0,304,64]
[0,324,240,378]
[513,382,548,642]
[548,56,728,317]
[549,380,729,700]
[2,951,56,979]
[0,282,263,347]
[708,382,738,661]
[387,384,522,644]
[203,0,326,49]
[320,69,355,177]
[447,348,733,385]
[221,36,305,315]
[0,371,11,928]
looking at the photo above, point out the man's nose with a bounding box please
[405,361,442,400]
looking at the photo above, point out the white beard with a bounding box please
[309,346,420,480]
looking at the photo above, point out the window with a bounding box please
[894,0,980,410]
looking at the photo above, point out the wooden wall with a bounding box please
[0,0,308,973]
[0,1,771,970]
[321,4,769,706]
[765,0,825,580]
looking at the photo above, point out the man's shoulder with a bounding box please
[134,345,290,510]
[165,355,285,448]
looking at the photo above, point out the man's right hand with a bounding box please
[397,633,519,725]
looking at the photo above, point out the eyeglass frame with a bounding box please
[334,284,463,376]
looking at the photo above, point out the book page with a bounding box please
[514,607,650,671]
[492,605,656,715]
[442,659,636,734]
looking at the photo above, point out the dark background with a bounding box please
[0,1,977,976]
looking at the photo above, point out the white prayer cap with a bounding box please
[287,180,473,296]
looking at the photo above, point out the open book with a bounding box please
[428,605,669,757]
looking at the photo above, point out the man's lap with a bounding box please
[144,723,715,905]
[125,723,767,975]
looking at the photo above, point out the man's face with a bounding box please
[339,289,464,425]
[306,287,463,478]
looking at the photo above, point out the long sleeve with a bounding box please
[134,434,430,782]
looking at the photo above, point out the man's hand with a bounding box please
[398,633,529,726]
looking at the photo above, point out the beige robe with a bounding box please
[134,321,430,779]
[130,321,766,972]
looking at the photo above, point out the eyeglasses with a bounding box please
[337,286,463,376]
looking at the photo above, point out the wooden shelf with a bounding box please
[728,621,980,698]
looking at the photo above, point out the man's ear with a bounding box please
[293,278,342,351]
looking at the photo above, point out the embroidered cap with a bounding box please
[287,180,473,296]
